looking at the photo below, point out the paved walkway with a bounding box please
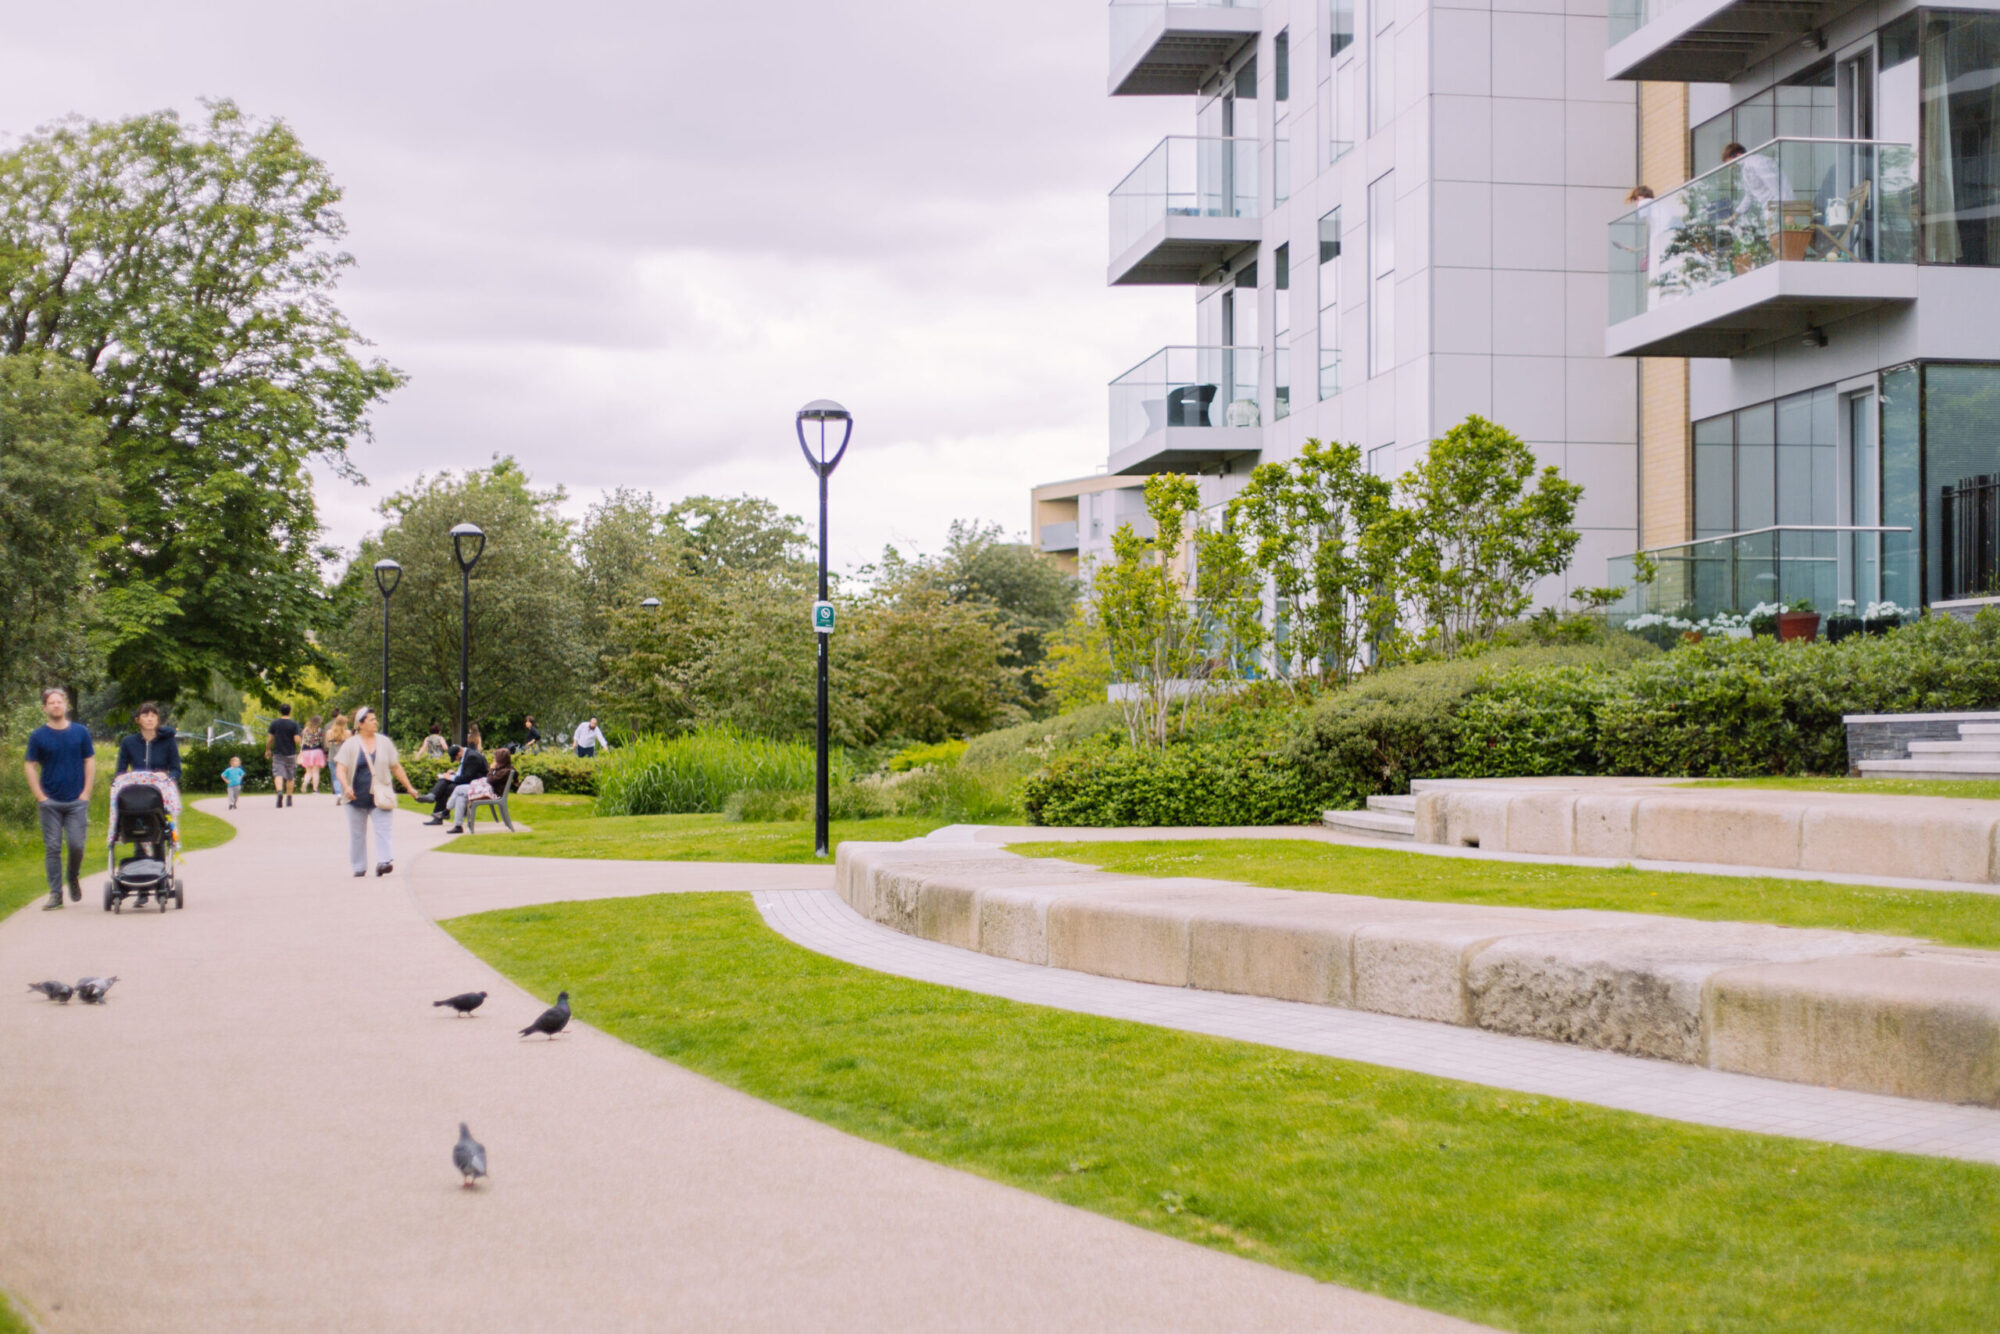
[754,890,2000,1165]
[0,800,1484,1334]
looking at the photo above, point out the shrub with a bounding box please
[961,703,1124,772]
[1452,664,1619,778]
[596,729,827,816]
[178,742,272,793]
[885,738,969,773]
[1022,742,1324,826]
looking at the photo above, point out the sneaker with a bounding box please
[285,795,294,807]
[422,817,445,827]
[446,825,465,835]
[276,794,284,807]
[42,894,62,910]
[375,861,393,877]
[67,878,81,902]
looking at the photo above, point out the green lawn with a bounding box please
[1012,838,2000,951]
[436,796,946,864]
[445,892,1997,1334]
[1683,776,2000,800]
[0,1293,28,1334]
[1,796,235,920]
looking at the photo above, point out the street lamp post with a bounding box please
[373,559,402,736]
[638,597,661,613]
[450,524,486,746]
[795,399,853,858]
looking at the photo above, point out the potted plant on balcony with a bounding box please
[1777,597,1821,642]
[1824,599,1864,643]
[1748,601,1781,637]
[1778,205,1815,262]
[1862,600,1911,635]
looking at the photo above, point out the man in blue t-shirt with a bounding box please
[23,687,97,910]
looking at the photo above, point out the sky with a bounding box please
[0,0,1187,571]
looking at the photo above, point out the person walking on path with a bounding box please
[333,706,421,878]
[222,756,246,810]
[267,704,302,808]
[324,714,351,801]
[521,716,542,754]
[24,687,95,910]
[572,717,610,758]
[114,702,182,785]
[298,716,328,796]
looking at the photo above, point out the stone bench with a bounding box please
[834,840,2000,1107]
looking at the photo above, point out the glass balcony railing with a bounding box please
[1608,0,1670,45]
[1609,139,1915,325]
[1606,525,1917,624]
[1110,346,1260,453]
[1110,0,1252,69]
[1110,136,1260,261]
[1039,521,1080,552]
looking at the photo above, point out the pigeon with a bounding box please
[433,990,488,1017]
[28,981,74,1003]
[76,976,119,1005]
[453,1122,487,1188]
[518,990,570,1039]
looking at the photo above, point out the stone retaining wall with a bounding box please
[1842,709,2000,765]
[836,840,2000,1107]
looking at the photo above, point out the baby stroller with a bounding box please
[105,775,184,912]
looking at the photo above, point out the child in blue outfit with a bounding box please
[223,757,246,809]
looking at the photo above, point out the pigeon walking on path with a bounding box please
[453,1123,487,1188]
[433,991,488,1017]
[28,981,74,1003]
[76,976,119,1004]
[518,991,570,1039]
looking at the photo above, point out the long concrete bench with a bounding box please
[834,840,2000,1107]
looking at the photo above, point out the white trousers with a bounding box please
[345,803,396,874]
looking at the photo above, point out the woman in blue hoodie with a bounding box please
[115,702,182,784]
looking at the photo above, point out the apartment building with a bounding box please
[1606,2,2000,618]
[1033,0,1643,605]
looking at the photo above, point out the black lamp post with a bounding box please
[796,399,853,858]
[373,559,402,736]
[450,523,486,746]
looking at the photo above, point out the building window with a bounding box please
[1691,387,1840,539]
[1368,442,1395,476]
[1274,29,1289,102]
[1318,208,1341,399]
[1368,174,1394,379]
[1273,242,1291,421]
[1326,0,1356,163]
[1370,0,1396,134]
[1272,30,1290,205]
[1920,13,2000,264]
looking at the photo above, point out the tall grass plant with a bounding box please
[595,729,829,816]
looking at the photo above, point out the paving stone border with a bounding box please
[835,840,2000,1107]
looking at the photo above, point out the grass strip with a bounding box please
[0,1292,30,1334]
[1012,838,2000,951]
[1682,776,2000,799]
[445,891,1996,1334]
[2,801,234,921]
[436,800,946,864]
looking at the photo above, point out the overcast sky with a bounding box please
[1,0,1186,571]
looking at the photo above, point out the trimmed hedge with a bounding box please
[1022,742,1325,827]
[179,743,273,793]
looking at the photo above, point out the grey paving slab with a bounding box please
[755,889,2000,1167]
[0,798,1483,1334]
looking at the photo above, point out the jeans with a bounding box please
[38,799,89,896]
[576,744,596,758]
[345,802,396,874]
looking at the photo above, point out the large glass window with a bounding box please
[1371,0,1395,134]
[1319,207,1342,398]
[1368,175,1394,378]
[1690,61,1836,174]
[1692,387,1841,536]
[1922,363,2000,597]
[1694,416,1734,538]
[1921,12,2000,264]
[1273,242,1291,421]
[1881,365,1921,601]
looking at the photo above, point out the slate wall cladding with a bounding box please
[1841,711,2000,767]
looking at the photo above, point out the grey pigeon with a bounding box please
[75,976,119,1004]
[453,1122,487,1188]
[28,981,74,1003]
[518,990,570,1039]
[433,990,488,1016]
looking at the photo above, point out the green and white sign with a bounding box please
[812,600,835,634]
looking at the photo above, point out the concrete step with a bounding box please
[1960,724,2000,737]
[1322,808,1416,840]
[1366,793,1417,815]
[1855,758,2000,780]
[1908,739,2000,755]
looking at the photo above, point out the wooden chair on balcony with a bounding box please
[1810,179,1872,261]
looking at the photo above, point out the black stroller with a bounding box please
[104,781,184,912]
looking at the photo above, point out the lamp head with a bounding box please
[638,597,662,612]
[373,558,403,597]
[450,523,486,572]
[796,399,854,477]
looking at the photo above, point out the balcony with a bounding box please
[1607,525,1916,623]
[1109,0,1261,96]
[1606,0,1848,83]
[1606,139,1916,359]
[1110,137,1260,286]
[1108,346,1262,475]
[1039,521,1080,553]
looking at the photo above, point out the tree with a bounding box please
[1377,415,1583,658]
[0,353,117,714]
[662,495,810,576]
[1090,474,1211,748]
[1228,439,1394,684]
[0,102,402,706]
[847,569,1024,744]
[330,459,589,741]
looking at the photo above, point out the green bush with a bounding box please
[1022,742,1324,826]
[1452,664,1619,778]
[179,742,272,793]
[596,729,827,816]
[401,749,599,796]
[960,703,1124,772]
[885,738,968,772]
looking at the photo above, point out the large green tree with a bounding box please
[331,459,589,742]
[0,101,401,706]
[0,353,117,713]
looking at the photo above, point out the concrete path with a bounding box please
[755,889,2000,1165]
[0,799,1485,1334]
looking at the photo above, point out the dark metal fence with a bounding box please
[1941,474,2000,600]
